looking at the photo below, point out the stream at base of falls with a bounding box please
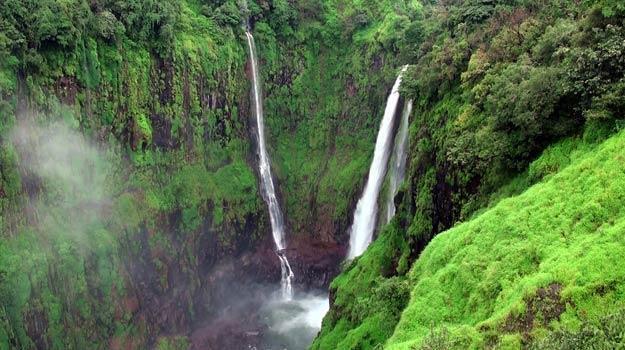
[190,278,329,350]
[244,23,410,350]
[241,289,328,350]
[244,28,327,349]
[258,291,329,350]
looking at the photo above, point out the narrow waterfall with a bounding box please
[245,31,294,299]
[385,100,413,224]
[347,67,407,259]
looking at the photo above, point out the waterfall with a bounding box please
[245,31,294,300]
[347,67,407,259]
[385,99,413,224]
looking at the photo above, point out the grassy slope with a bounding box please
[314,2,625,347]
[311,223,412,349]
[386,130,625,349]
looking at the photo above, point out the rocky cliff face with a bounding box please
[0,1,417,348]
[0,7,363,350]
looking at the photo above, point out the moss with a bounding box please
[155,336,190,350]
[386,130,625,349]
[2,0,625,348]
[136,114,153,142]
[312,221,411,349]
[0,0,258,346]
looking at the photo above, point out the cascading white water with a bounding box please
[260,291,330,349]
[347,67,408,259]
[385,99,413,224]
[245,31,294,300]
[278,254,294,299]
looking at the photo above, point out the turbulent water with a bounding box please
[385,99,413,224]
[245,31,294,299]
[260,291,329,350]
[348,67,407,259]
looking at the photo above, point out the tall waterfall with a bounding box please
[347,67,407,259]
[245,31,294,299]
[385,100,413,224]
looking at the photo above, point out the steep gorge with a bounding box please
[1,0,625,349]
[0,0,406,348]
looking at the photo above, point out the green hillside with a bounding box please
[313,0,625,348]
[1,0,625,349]
[387,129,625,348]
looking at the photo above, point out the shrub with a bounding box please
[529,309,625,349]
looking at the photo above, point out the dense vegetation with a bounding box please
[0,0,420,348]
[313,0,625,348]
[1,0,624,349]
[386,128,625,348]
[0,1,263,348]
[257,0,419,237]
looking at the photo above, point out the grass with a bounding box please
[385,129,625,349]
[311,221,412,349]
